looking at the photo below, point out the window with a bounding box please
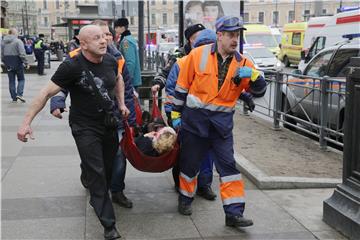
[243,13,249,23]
[292,32,301,45]
[258,12,264,23]
[56,0,60,9]
[44,17,48,27]
[163,13,167,25]
[57,17,61,24]
[304,51,333,77]
[151,0,155,5]
[304,9,310,21]
[308,36,326,59]
[162,0,167,5]
[151,14,156,24]
[43,0,47,9]
[174,0,178,5]
[75,0,79,6]
[322,9,327,15]
[288,10,294,23]
[272,11,279,25]
[130,16,134,25]
[328,49,360,77]
[174,13,178,23]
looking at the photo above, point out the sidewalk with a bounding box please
[232,113,343,189]
[1,63,346,239]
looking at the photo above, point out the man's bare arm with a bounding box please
[17,81,62,142]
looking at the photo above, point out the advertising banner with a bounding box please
[184,0,241,30]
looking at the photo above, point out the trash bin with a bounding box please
[56,49,64,61]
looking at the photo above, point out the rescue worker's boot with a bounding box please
[104,226,121,240]
[112,191,133,208]
[196,186,216,201]
[225,215,254,227]
[178,197,192,215]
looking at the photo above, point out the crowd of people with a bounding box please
[14,15,266,240]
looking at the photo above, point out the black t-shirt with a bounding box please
[51,53,118,126]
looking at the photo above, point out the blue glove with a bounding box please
[238,67,261,81]
[172,118,181,128]
[238,67,253,78]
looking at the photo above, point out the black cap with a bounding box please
[184,23,205,41]
[114,18,129,27]
[39,33,45,38]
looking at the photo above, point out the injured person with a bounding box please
[135,126,177,157]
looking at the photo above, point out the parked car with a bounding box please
[243,45,283,72]
[282,37,360,131]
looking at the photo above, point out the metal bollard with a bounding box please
[323,56,360,239]
[319,76,329,150]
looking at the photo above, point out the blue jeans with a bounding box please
[110,129,126,193]
[7,67,25,101]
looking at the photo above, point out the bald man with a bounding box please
[17,25,127,240]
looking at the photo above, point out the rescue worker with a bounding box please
[152,24,217,200]
[172,16,267,227]
[33,33,48,75]
[114,18,142,90]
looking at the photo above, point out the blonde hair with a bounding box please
[152,127,177,154]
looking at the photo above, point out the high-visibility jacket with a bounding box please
[164,56,187,113]
[34,39,43,49]
[173,43,266,138]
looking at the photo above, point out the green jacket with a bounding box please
[119,32,142,87]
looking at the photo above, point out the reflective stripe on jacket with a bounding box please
[34,40,43,49]
[173,44,254,113]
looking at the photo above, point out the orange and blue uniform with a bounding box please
[173,43,266,217]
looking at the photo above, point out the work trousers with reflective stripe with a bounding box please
[178,128,245,217]
[71,123,118,229]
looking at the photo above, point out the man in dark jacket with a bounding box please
[33,33,48,75]
[1,28,29,102]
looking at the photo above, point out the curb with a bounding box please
[234,151,341,189]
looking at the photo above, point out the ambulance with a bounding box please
[299,8,360,71]
[278,22,307,66]
[244,24,280,56]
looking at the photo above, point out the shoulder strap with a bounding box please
[77,53,109,111]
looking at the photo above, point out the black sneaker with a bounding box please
[112,191,133,208]
[16,96,26,103]
[196,186,217,201]
[104,226,121,240]
[225,215,254,227]
[178,199,192,215]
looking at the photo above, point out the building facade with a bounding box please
[242,0,360,28]
[4,0,359,41]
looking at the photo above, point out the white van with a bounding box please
[299,8,360,71]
